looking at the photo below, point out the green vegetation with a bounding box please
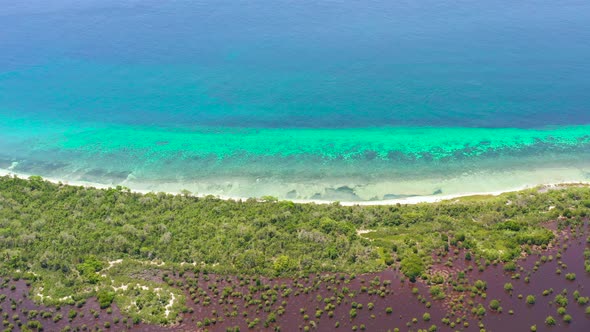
[526,295,536,305]
[489,299,500,311]
[400,254,425,281]
[554,294,568,307]
[1,176,589,325]
[429,285,445,300]
[474,280,487,291]
[97,289,115,309]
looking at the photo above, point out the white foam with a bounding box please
[1,166,589,205]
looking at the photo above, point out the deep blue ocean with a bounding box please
[1,0,590,200]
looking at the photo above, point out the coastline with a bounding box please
[2,167,588,206]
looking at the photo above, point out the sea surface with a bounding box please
[1,0,590,201]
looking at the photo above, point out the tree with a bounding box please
[273,255,297,275]
[97,289,115,309]
[400,254,425,282]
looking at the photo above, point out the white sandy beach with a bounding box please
[1,166,589,206]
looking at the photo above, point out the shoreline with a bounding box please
[2,167,588,206]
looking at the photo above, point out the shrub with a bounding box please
[526,295,536,305]
[400,254,425,282]
[429,285,445,300]
[27,320,42,329]
[476,305,486,317]
[554,294,568,307]
[97,290,115,309]
[489,300,500,311]
[503,262,517,271]
[474,280,487,291]
[545,316,556,326]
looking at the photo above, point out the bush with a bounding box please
[526,295,536,305]
[27,321,42,329]
[503,262,517,272]
[400,254,425,282]
[97,290,115,309]
[474,280,487,291]
[545,316,556,326]
[554,294,568,307]
[489,300,500,311]
[429,285,445,300]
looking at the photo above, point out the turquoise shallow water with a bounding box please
[1,0,590,200]
[1,116,589,200]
